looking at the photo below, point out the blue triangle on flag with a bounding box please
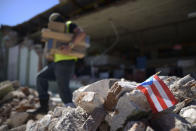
[141,76,153,86]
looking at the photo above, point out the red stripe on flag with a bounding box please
[137,85,158,113]
[151,83,168,110]
[154,75,178,105]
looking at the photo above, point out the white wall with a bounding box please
[7,45,19,81]
[29,49,39,86]
[19,47,28,85]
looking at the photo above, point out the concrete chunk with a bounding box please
[0,81,14,99]
[9,112,29,128]
[105,90,150,131]
[180,105,196,127]
[74,92,104,113]
[124,121,146,131]
[82,108,106,131]
[73,79,118,101]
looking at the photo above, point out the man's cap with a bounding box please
[49,13,61,22]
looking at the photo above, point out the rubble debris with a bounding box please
[0,85,38,128]
[150,112,191,131]
[8,112,29,128]
[0,81,14,99]
[105,91,150,131]
[98,122,110,131]
[25,120,36,131]
[179,105,196,127]
[123,121,146,131]
[73,79,118,102]
[169,75,196,101]
[171,98,193,113]
[104,82,123,111]
[26,107,88,131]
[0,80,62,130]
[1,90,26,103]
[0,125,8,131]
[0,75,196,131]
[105,81,150,131]
[74,92,104,113]
[145,126,154,131]
[9,124,26,131]
[82,108,106,131]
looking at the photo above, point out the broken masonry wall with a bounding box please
[0,29,44,86]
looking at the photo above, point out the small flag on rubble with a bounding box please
[137,74,178,113]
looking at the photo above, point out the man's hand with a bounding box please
[60,45,72,54]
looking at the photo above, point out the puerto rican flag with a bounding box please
[137,75,178,113]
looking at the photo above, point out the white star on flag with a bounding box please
[137,75,178,113]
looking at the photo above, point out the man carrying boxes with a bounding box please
[33,13,87,114]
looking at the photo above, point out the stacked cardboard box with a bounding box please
[42,21,88,58]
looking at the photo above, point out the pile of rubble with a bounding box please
[0,74,196,131]
[0,81,63,131]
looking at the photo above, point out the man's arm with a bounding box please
[60,25,86,54]
[70,27,86,47]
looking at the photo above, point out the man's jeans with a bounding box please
[36,60,75,104]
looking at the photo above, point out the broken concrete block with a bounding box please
[48,118,58,131]
[9,125,26,131]
[169,75,196,101]
[0,125,8,131]
[160,76,180,87]
[98,122,110,131]
[73,79,118,102]
[104,82,123,111]
[11,81,20,89]
[104,80,145,111]
[171,98,193,113]
[75,92,104,113]
[19,87,30,96]
[52,107,88,131]
[179,105,196,127]
[15,99,34,112]
[105,90,150,131]
[123,121,146,131]
[128,89,151,111]
[177,75,194,85]
[52,106,64,118]
[25,120,37,131]
[2,90,25,102]
[81,108,106,131]
[9,112,29,128]
[0,81,14,99]
[38,114,52,130]
[150,112,191,131]
[117,79,139,94]
[145,126,154,131]
[28,88,39,97]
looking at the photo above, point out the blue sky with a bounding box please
[0,0,59,26]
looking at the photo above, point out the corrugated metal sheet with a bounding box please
[29,49,39,86]
[7,45,19,81]
[19,47,29,85]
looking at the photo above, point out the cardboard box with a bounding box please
[48,21,65,33]
[46,39,87,58]
[42,28,88,46]
[42,28,73,42]
[41,26,90,59]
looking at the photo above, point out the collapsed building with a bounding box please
[0,74,196,130]
[0,0,196,130]
[0,0,196,86]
